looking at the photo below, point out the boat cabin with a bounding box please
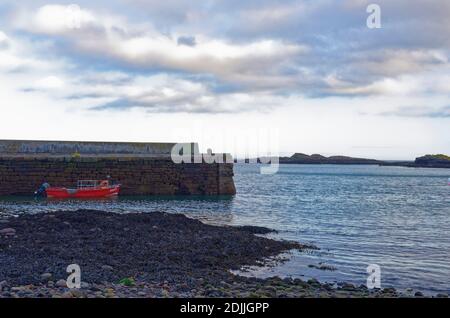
[77,180,110,189]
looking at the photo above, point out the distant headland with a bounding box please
[242,153,450,169]
[279,153,381,165]
[380,154,450,169]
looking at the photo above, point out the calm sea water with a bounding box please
[1,164,449,294]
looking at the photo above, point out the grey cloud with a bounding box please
[5,0,450,114]
[92,95,234,113]
[379,105,450,118]
[87,2,450,97]
[177,36,196,47]
[0,40,9,50]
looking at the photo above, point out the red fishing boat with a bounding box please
[38,180,120,199]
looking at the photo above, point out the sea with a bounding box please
[1,164,449,295]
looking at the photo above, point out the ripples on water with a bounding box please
[0,164,449,294]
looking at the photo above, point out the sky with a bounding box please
[0,0,449,160]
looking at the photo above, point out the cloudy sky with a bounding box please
[0,0,449,159]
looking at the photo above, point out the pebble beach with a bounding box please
[1,209,446,298]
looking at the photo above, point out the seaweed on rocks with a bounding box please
[0,209,303,286]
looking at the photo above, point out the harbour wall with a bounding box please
[0,140,177,156]
[0,140,236,196]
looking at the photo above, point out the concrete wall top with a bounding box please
[0,140,190,155]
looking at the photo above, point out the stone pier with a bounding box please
[0,140,236,196]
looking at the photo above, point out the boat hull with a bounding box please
[46,185,120,199]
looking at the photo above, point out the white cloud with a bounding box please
[12,4,308,92]
[0,29,67,73]
[16,4,96,35]
[35,76,65,90]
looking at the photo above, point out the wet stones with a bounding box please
[101,265,114,271]
[0,227,16,236]
[40,273,52,281]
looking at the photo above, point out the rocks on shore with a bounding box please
[0,209,433,298]
[40,273,52,281]
[308,263,337,271]
[0,209,304,297]
[0,227,16,236]
[101,265,114,271]
[2,276,440,298]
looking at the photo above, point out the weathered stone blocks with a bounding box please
[0,157,236,196]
